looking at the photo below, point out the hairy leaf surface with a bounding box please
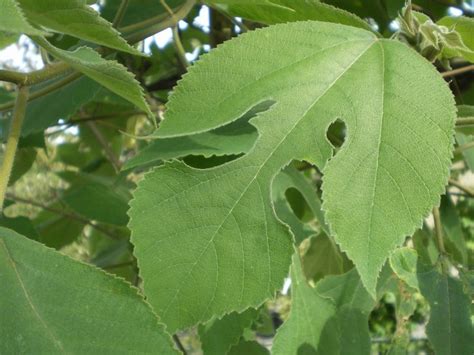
[0,227,177,354]
[129,21,455,330]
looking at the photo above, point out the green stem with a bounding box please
[113,0,130,28]
[0,86,29,211]
[442,64,474,78]
[125,0,195,44]
[0,62,69,85]
[432,207,446,254]
[456,117,474,126]
[173,26,190,68]
[449,178,474,197]
[0,71,80,113]
[454,141,474,155]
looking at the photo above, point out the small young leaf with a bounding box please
[389,247,419,290]
[438,16,474,63]
[0,227,177,354]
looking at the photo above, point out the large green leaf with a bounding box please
[0,0,46,35]
[17,0,141,55]
[205,0,373,32]
[129,21,455,330]
[0,227,177,354]
[35,38,152,116]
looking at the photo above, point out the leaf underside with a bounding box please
[129,21,455,331]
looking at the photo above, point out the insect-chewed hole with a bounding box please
[326,118,347,150]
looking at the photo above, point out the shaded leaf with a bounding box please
[205,0,373,31]
[272,252,335,354]
[124,104,261,170]
[417,262,474,355]
[35,37,151,116]
[199,308,258,355]
[228,340,269,355]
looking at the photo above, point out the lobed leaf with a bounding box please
[129,21,455,330]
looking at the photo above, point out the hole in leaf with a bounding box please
[326,118,347,150]
[183,154,243,168]
[285,187,313,223]
[181,100,276,169]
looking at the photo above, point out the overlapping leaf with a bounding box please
[35,37,152,116]
[0,227,177,354]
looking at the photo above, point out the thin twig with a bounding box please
[86,121,122,172]
[454,141,474,155]
[432,207,446,254]
[103,260,134,270]
[442,64,474,78]
[0,62,70,85]
[112,0,130,28]
[0,71,81,113]
[173,334,187,354]
[6,193,119,240]
[448,178,474,197]
[456,117,474,127]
